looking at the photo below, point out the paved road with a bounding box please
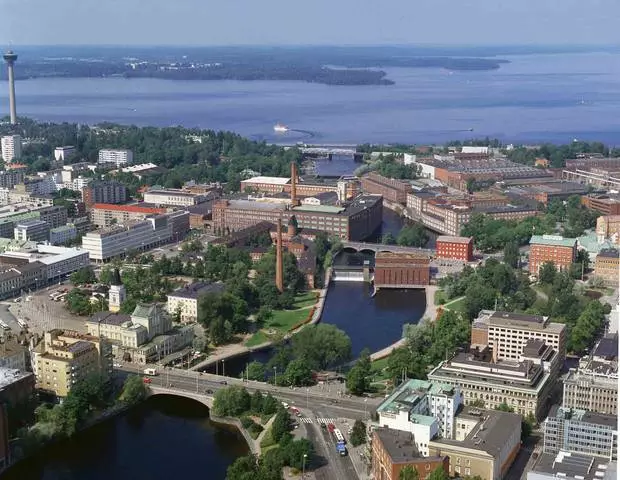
[118,364,381,419]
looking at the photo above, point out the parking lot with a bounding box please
[5,284,88,335]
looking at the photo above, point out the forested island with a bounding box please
[2,46,509,86]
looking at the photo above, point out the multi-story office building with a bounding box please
[428,349,555,419]
[167,282,225,323]
[563,333,618,416]
[371,428,449,480]
[143,189,208,207]
[54,146,76,162]
[49,224,78,245]
[91,203,167,228]
[435,236,474,262]
[31,329,112,397]
[82,181,128,208]
[527,452,617,480]
[213,194,383,241]
[377,379,463,452]
[0,135,21,162]
[428,407,522,480]
[594,248,620,285]
[13,219,50,242]
[529,235,577,274]
[97,149,133,168]
[0,245,89,283]
[543,405,617,460]
[471,310,567,370]
[360,172,411,205]
[82,211,189,262]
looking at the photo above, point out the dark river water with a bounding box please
[2,396,248,480]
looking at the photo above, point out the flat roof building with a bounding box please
[167,282,224,323]
[98,149,133,168]
[428,406,522,480]
[529,234,577,275]
[372,428,449,480]
[543,405,618,461]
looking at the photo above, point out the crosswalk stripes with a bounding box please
[298,417,313,424]
[315,418,337,425]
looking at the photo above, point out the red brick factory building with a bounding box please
[374,252,431,288]
[436,236,474,262]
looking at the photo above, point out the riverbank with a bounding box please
[192,273,332,372]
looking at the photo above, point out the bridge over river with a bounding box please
[341,241,433,255]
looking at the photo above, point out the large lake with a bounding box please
[2,52,619,144]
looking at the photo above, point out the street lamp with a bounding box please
[273,366,277,386]
[221,359,225,377]
[302,453,308,479]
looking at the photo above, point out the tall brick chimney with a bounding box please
[290,162,299,207]
[275,218,284,292]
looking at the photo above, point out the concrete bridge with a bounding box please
[341,241,432,255]
[147,385,214,408]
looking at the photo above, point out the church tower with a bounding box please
[108,268,126,313]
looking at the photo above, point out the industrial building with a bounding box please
[435,236,474,262]
[143,188,209,207]
[528,235,577,275]
[360,172,411,205]
[374,252,430,288]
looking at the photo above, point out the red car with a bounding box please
[327,423,335,433]
[143,377,152,384]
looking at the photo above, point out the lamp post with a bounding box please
[273,366,277,386]
[222,359,225,377]
[302,453,307,479]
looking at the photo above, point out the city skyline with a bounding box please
[2,0,620,46]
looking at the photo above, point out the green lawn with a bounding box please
[443,296,466,313]
[245,292,318,347]
[434,289,447,305]
[369,356,390,382]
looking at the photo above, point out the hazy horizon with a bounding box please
[2,0,619,46]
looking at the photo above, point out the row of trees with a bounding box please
[242,324,353,387]
[386,310,471,381]
[439,259,537,321]
[536,263,610,354]
[213,386,280,418]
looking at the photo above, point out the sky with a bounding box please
[2,0,619,46]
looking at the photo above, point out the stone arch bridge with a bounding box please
[147,385,214,408]
[341,241,432,256]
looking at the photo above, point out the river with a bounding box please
[2,52,620,144]
[2,396,248,480]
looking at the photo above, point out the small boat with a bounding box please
[274,123,290,133]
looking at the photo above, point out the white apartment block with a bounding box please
[143,189,208,207]
[69,176,92,192]
[167,282,224,323]
[98,149,134,168]
[1,135,22,161]
[49,225,78,245]
[54,146,76,161]
[82,217,174,262]
[0,245,89,282]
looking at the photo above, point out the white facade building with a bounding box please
[98,149,134,168]
[49,225,78,245]
[167,282,224,323]
[81,212,188,262]
[1,135,22,161]
[143,189,207,207]
[376,379,463,456]
[54,146,76,161]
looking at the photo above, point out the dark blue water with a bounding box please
[2,396,248,480]
[3,52,620,144]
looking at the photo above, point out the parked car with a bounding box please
[143,377,152,384]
